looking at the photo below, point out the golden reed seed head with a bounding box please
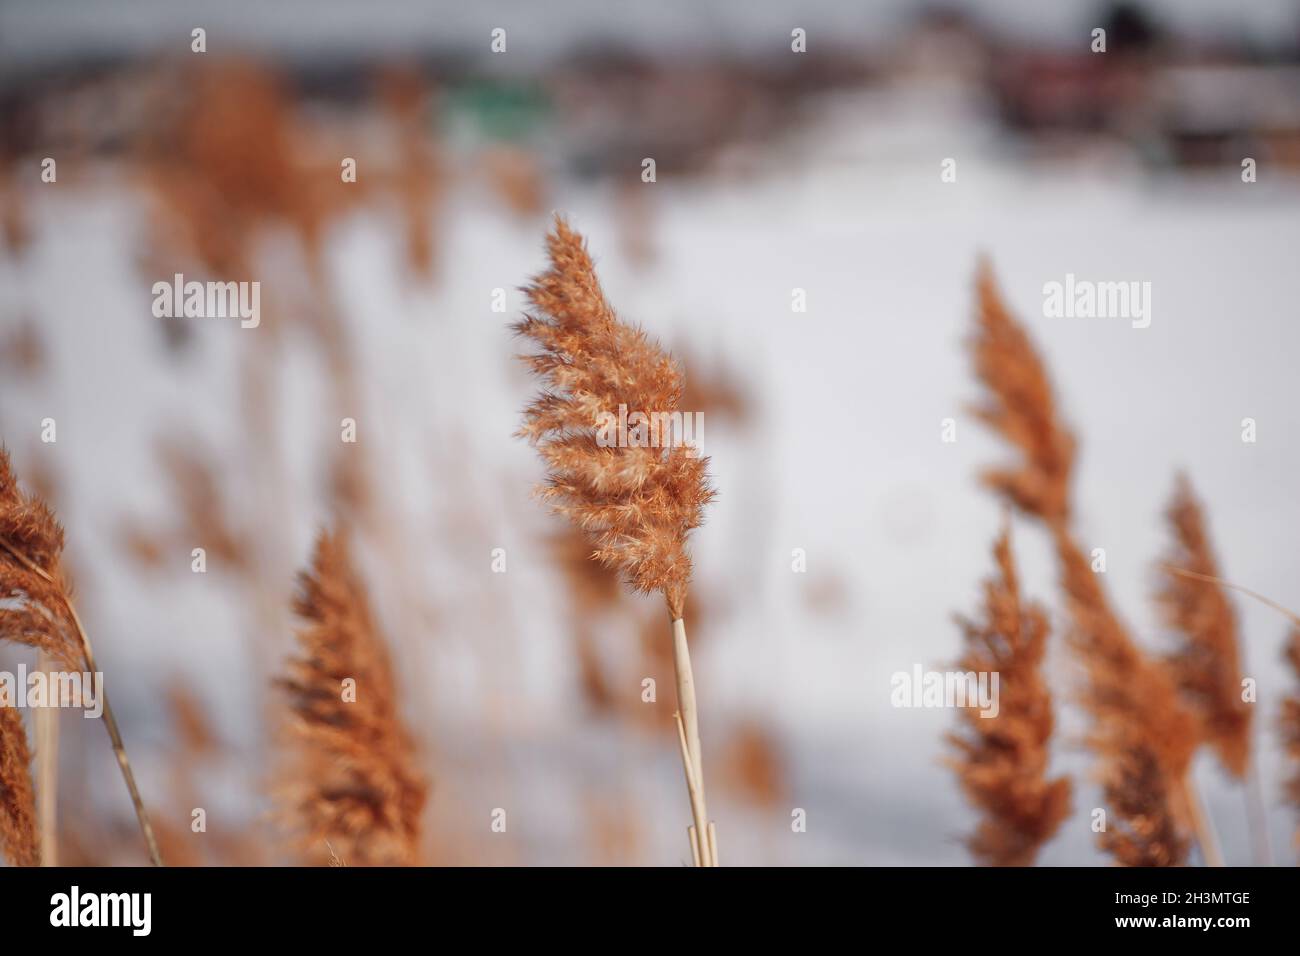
[1155,474,1252,779]
[969,260,1075,527]
[278,529,427,866]
[948,524,1072,866]
[0,447,83,673]
[0,703,39,866]
[1281,629,1300,842]
[1098,738,1190,867]
[1051,525,1199,781]
[968,265,1199,864]
[0,451,49,868]
[514,216,714,619]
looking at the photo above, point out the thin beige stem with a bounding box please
[1162,565,1300,628]
[63,600,163,867]
[676,712,707,868]
[35,649,58,867]
[1181,775,1224,867]
[671,615,715,866]
[0,538,163,866]
[1244,757,1273,867]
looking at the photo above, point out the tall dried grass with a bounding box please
[515,216,719,864]
[1155,475,1252,778]
[1097,741,1190,866]
[0,449,82,672]
[0,448,162,865]
[277,529,427,866]
[139,59,441,302]
[0,703,39,866]
[718,720,786,809]
[1283,629,1300,849]
[969,265,1201,865]
[376,65,444,279]
[516,218,715,618]
[1154,475,1269,862]
[947,523,1072,865]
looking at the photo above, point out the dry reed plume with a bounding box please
[1052,526,1199,786]
[0,448,162,865]
[718,720,786,809]
[278,529,427,866]
[969,263,1075,527]
[554,350,749,728]
[120,439,251,574]
[947,524,1072,865]
[1098,740,1191,866]
[515,216,719,865]
[1155,475,1252,778]
[139,61,310,282]
[969,265,1201,866]
[377,66,444,279]
[0,449,82,672]
[515,217,714,617]
[1283,629,1300,847]
[0,318,44,379]
[1153,547,1283,865]
[0,703,39,866]
[140,59,440,301]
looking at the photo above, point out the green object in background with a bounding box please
[446,81,550,143]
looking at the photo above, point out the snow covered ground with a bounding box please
[3,74,1300,864]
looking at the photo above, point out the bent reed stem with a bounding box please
[671,615,715,866]
[1163,565,1300,629]
[0,537,163,866]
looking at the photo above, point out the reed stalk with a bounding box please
[1159,563,1300,865]
[671,616,714,866]
[1244,758,1274,866]
[0,478,163,868]
[515,217,719,865]
[34,648,57,866]
[1180,777,1224,867]
[1162,565,1300,629]
[947,523,1072,865]
[0,691,38,866]
[968,265,1197,865]
[277,529,427,866]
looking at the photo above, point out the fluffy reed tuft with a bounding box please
[514,215,714,620]
[1155,475,1252,778]
[1283,628,1300,845]
[969,265,1200,864]
[1052,526,1199,781]
[0,448,81,671]
[1098,738,1190,867]
[948,524,1072,866]
[1,447,162,865]
[969,262,1075,526]
[278,529,427,866]
[514,216,719,865]
[0,704,39,866]
[2,448,77,870]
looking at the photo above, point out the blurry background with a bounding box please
[2,0,1300,865]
